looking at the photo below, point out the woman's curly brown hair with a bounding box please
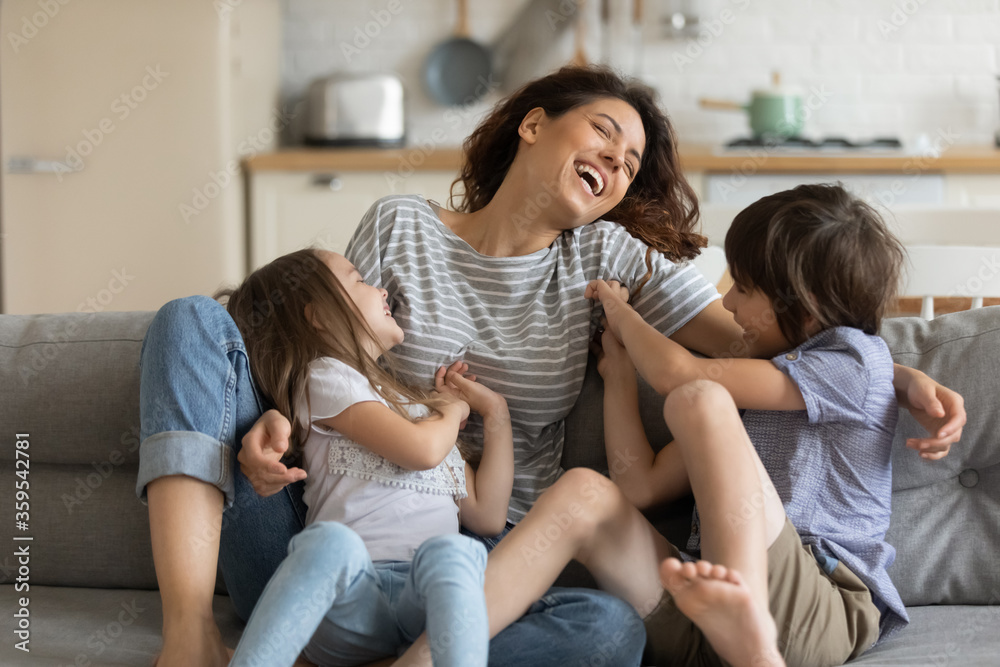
[451,65,705,292]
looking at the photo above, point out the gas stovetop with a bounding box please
[724,136,903,151]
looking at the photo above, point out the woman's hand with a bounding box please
[434,361,508,425]
[897,370,966,460]
[239,409,307,497]
[585,279,632,340]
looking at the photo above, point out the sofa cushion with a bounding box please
[0,312,153,466]
[0,313,164,590]
[0,585,244,666]
[879,307,1000,606]
[3,587,997,667]
[846,604,1000,666]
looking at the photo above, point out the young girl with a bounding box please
[220,248,514,667]
[393,184,954,667]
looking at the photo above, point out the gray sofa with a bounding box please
[1,306,998,666]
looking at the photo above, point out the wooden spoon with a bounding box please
[572,0,588,66]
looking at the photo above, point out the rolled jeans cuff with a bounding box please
[136,431,235,508]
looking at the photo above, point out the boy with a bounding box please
[586,183,939,666]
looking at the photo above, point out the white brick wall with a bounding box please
[282,0,1000,148]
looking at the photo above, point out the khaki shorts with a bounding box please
[643,518,881,667]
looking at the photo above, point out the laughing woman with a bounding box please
[137,65,965,667]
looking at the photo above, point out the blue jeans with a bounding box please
[137,296,646,667]
[229,523,488,667]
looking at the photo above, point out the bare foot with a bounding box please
[660,558,785,667]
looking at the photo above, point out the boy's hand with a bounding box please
[590,319,635,380]
[434,361,508,424]
[585,280,632,339]
[901,376,965,460]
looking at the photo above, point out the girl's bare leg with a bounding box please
[659,380,786,667]
[147,475,230,667]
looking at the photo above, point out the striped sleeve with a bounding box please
[345,200,391,288]
[594,223,720,337]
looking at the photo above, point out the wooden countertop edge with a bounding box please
[244,148,465,172]
[244,145,1000,174]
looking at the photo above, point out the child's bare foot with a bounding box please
[660,558,785,667]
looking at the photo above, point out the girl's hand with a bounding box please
[433,386,471,427]
[900,374,965,460]
[585,279,632,340]
[434,361,508,421]
[239,409,307,497]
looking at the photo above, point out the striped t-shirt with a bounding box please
[345,195,719,522]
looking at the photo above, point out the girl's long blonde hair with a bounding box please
[215,248,449,458]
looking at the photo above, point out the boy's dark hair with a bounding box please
[724,183,905,347]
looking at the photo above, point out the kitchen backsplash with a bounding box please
[281,0,1000,148]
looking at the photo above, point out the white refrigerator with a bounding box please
[0,0,282,313]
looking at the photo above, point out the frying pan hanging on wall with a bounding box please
[423,0,493,106]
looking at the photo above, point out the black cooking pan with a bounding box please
[423,0,493,106]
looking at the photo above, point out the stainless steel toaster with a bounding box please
[304,72,406,147]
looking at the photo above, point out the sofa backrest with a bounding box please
[879,307,1000,607]
[2,307,998,607]
[0,312,162,591]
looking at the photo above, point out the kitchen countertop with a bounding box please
[244,144,1000,174]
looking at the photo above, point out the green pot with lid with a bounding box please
[699,72,805,139]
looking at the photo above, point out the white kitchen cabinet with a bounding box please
[247,170,457,270]
[692,170,1000,209]
[944,175,1000,208]
[2,0,281,313]
[703,172,948,207]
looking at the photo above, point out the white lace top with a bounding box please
[297,357,467,562]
